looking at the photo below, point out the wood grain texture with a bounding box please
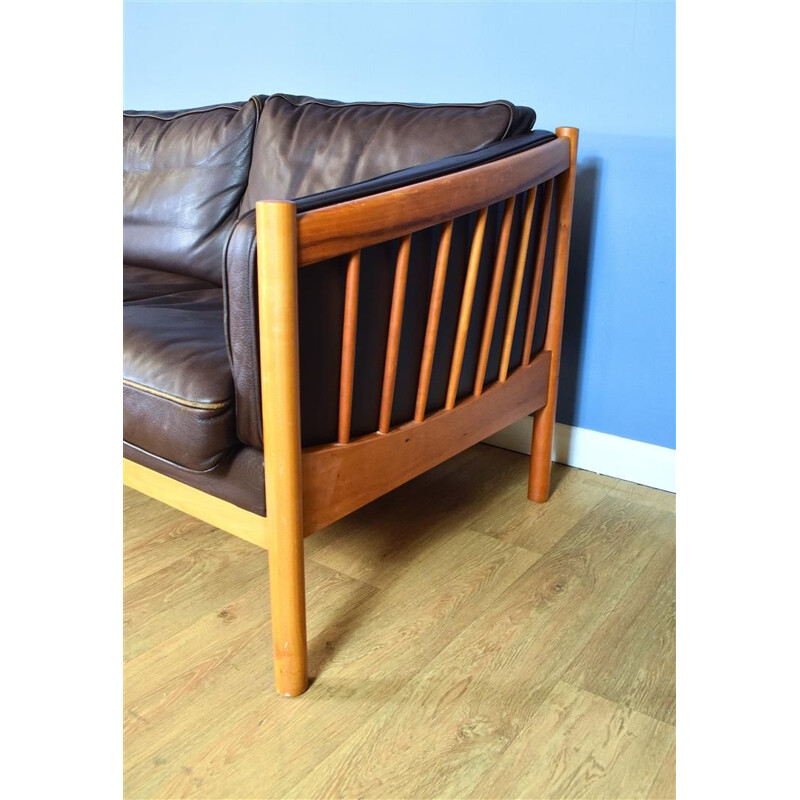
[415,220,453,421]
[337,251,360,444]
[124,445,676,800]
[446,206,488,409]
[647,740,677,799]
[468,460,618,553]
[123,502,217,588]
[499,186,537,381]
[379,234,412,433]
[565,536,677,725]
[123,534,266,662]
[256,201,308,696]
[521,177,555,365]
[289,493,674,799]
[123,458,268,549]
[296,137,570,267]
[307,445,533,589]
[530,128,579,502]
[124,554,376,794]
[302,351,550,534]
[472,681,675,799]
[474,195,515,395]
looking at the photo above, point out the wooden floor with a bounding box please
[124,444,676,800]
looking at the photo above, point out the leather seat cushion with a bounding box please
[124,98,260,285]
[241,94,536,210]
[123,266,237,472]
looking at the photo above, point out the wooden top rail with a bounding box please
[295,136,570,267]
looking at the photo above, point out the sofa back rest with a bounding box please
[240,94,535,211]
[123,98,260,285]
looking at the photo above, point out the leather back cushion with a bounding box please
[241,94,535,211]
[124,98,260,285]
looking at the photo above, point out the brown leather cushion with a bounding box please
[241,94,535,211]
[124,98,260,285]
[123,264,217,302]
[123,266,237,472]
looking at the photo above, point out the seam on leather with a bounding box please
[236,99,263,218]
[123,378,231,410]
[123,440,229,474]
[245,230,262,443]
[123,103,244,120]
[270,94,514,136]
[221,211,263,448]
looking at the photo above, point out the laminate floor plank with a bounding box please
[124,535,267,661]
[647,739,677,799]
[124,560,376,797]
[308,444,535,588]
[471,680,675,799]
[123,497,220,587]
[467,460,618,553]
[123,445,676,800]
[564,535,677,725]
[288,494,674,800]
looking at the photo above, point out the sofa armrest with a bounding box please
[224,209,263,449]
[224,130,558,450]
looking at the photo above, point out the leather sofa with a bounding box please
[123,93,578,696]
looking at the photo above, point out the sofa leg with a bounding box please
[527,127,579,504]
[267,529,308,697]
[256,200,308,697]
[528,406,555,502]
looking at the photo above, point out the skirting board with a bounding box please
[483,418,676,493]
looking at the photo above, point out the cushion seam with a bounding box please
[123,440,231,475]
[123,104,243,120]
[270,93,514,137]
[123,378,231,410]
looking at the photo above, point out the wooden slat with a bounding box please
[414,220,453,422]
[522,178,555,366]
[303,350,551,534]
[445,207,488,410]
[498,186,538,381]
[378,235,412,433]
[338,251,360,443]
[296,138,570,266]
[474,196,516,396]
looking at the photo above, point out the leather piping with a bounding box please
[123,103,245,120]
[123,378,231,410]
[269,93,518,140]
[123,440,236,474]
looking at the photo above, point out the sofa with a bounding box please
[123,93,578,696]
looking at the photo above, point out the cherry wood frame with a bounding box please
[123,127,579,697]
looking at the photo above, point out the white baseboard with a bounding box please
[483,418,675,493]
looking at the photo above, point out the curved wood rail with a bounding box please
[302,350,551,534]
[296,137,570,267]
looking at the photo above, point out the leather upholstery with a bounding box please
[123,266,237,472]
[124,441,266,516]
[124,264,216,302]
[226,131,556,449]
[240,94,535,211]
[124,94,551,510]
[124,98,260,284]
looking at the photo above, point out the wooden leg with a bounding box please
[529,405,555,502]
[267,528,307,697]
[256,201,308,696]
[528,127,579,503]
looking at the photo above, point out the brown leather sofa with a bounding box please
[123,93,578,696]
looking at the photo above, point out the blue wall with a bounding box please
[124,1,675,449]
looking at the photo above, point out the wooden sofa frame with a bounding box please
[123,126,579,697]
